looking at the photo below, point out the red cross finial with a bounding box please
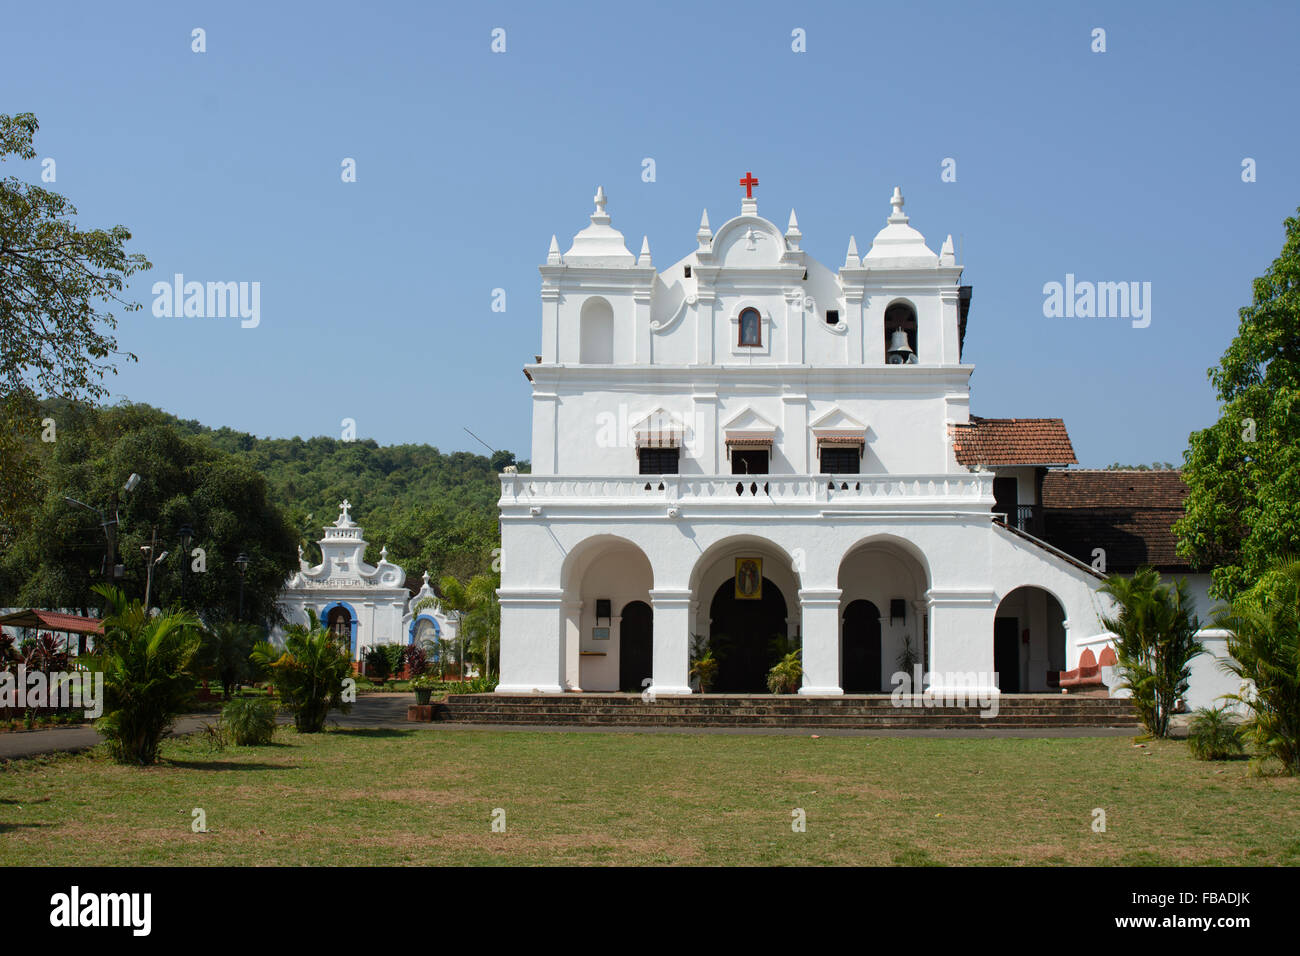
[739,171,759,199]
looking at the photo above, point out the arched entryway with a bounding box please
[618,600,653,692]
[994,586,1067,692]
[559,535,654,692]
[842,600,883,693]
[322,601,357,657]
[708,576,790,693]
[838,536,930,693]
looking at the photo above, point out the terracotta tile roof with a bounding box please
[1038,470,1192,573]
[950,417,1077,466]
[0,609,103,634]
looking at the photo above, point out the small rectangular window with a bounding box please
[639,447,680,475]
[821,447,860,474]
[731,449,769,475]
[683,265,692,278]
[825,310,839,325]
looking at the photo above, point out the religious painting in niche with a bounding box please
[738,308,761,347]
[735,558,763,600]
[592,626,610,641]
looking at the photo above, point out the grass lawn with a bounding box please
[2,727,1297,866]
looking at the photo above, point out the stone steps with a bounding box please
[436,693,1139,730]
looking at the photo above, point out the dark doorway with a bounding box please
[994,617,1021,692]
[992,476,1018,525]
[842,600,882,693]
[709,577,788,692]
[619,601,653,693]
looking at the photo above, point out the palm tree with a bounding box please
[250,609,351,733]
[438,573,500,680]
[1212,558,1300,774]
[198,621,263,699]
[1099,567,1203,738]
[90,583,202,766]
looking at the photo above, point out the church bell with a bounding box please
[886,328,916,365]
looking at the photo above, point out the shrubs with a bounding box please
[251,612,352,733]
[444,676,498,695]
[1187,706,1244,761]
[1099,567,1203,738]
[767,650,802,694]
[1214,558,1300,774]
[90,584,202,766]
[222,696,277,746]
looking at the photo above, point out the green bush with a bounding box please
[1214,558,1300,774]
[91,584,202,766]
[222,696,277,746]
[251,612,352,733]
[1187,706,1244,761]
[444,676,498,695]
[767,650,802,694]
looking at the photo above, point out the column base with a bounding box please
[646,684,693,697]
[799,685,844,697]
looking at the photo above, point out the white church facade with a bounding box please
[495,179,1236,706]
[275,501,457,662]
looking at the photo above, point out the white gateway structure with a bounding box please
[496,180,1156,699]
[275,500,457,662]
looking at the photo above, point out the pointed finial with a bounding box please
[422,570,430,587]
[845,235,861,268]
[697,209,713,247]
[637,235,652,267]
[591,186,609,224]
[380,544,388,561]
[940,234,955,265]
[547,234,562,264]
[889,186,907,222]
[784,209,802,251]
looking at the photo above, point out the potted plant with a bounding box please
[411,673,438,705]
[766,649,803,695]
[690,651,719,693]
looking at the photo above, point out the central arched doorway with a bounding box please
[994,586,1067,692]
[324,603,355,657]
[842,600,883,693]
[619,600,653,692]
[708,577,790,693]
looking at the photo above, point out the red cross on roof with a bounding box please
[739,171,758,199]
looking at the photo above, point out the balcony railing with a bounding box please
[500,473,994,509]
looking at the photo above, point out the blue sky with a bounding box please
[5,1,1298,467]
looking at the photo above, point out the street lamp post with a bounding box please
[235,552,250,621]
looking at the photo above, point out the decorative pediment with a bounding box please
[809,408,868,434]
[722,406,778,435]
[711,215,786,268]
[631,407,690,448]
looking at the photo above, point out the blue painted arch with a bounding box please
[320,600,359,657]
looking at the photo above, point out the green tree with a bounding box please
[1175,209,1300,601]
[1212,558,1300,774]
[0,113,150,530]
[250,611,352,733]
[1,402,296,623]
[1099,567,1203,738]
[90,583,202,766]
[438,572,500,679]
[197,622,263,699]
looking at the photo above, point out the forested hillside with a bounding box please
[0,401,523,610]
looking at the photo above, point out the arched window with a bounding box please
[579,297,614,364]
[884,301,918,364]
[738,307,761,347]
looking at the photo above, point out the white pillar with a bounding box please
[926,589,998,697]
[798,588,844,696]
[562,600,582,691]
[649,589,693,695]
[496,590,565,694]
